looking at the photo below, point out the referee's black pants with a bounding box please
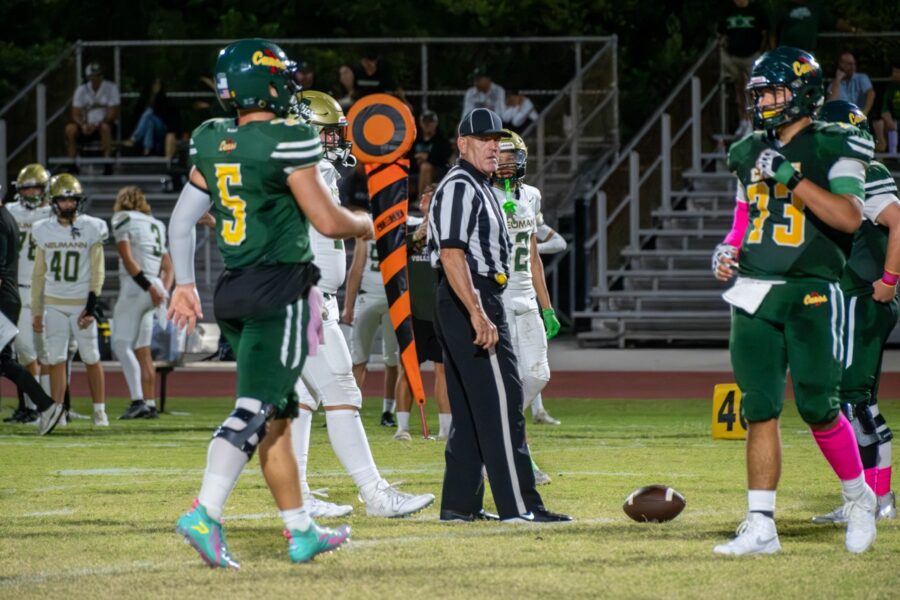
[434,275,543,519]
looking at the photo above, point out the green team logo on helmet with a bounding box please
[48,173,85,220]
[15,163,50,208]
[497,128,528,183]
[294,90,355,166]
[818,99,870,134]
[214,38,299,117]
[747,47,824,131]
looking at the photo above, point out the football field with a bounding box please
[1,395,898,599]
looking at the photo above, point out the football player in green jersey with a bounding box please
[711,47,878,556]
[168,39,372,568]
[811,101,897,524]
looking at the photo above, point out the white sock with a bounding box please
[325,409,380,490]
[438,413,452,437]
[113,339,143,401]
[24,395,37,410]
[146,399,156,408]
[748,490,776,516]
[531,393,545,414]
[841,473,868,501]
[40,374,51,395]
[280,506,311,532]
[397,411,410,432]
[383,398,395,413]
[197,397,259,522]
[93,402,106,413]
[290,409,313,499]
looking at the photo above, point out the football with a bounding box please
[623,485,686,523]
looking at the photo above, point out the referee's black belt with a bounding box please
[322,292,336,300]
[18,284,30,289]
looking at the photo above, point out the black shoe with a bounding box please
[119,400,151,420]
[440,508,500,522]
[380,411,396,427]
[3,408,27,423]
[530,506,573,523]
[21,409,40,424]
[145,407,160,419]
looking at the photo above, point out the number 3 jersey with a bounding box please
[189,117,322,270]
[493,183,543,296]
[111,210,167,279]
[727,122,873,281]
[6,202,53,289]
[32,214,108,301]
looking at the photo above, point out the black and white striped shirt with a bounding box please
[427,160,511,279]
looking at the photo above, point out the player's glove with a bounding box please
[541,308,561,339]
[712,243,739,281]
[755,148,804,190]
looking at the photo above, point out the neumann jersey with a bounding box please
[307,161,347,294]
[111,210,167,279]
[493,183,543,294]
[190,117,322,270]
[6,202,53,289]
[840,160,900,297]
[32,214,108,300]
[728,122,873,281]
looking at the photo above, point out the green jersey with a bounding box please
[190,117,322,269]
[727,122,872,281]
[840,161,900,296]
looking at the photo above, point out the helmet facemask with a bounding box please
[318,122,356,167]
[16,186,46,209]
[51,195,83,221]
[747,84,796,131]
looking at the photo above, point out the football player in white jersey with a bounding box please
[31,174,109,426]
[493,129,561,484]
[289,90,434,518]
[344,236,400,426]
[111,186,173,419]
[4,164,54,423]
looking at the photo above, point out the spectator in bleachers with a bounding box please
[718,0,769,137]
[295,62,324,93]
[353,52,395,98]
[125,78,179,158]
[64,63,121,165]
[501,89,539,134]
[769,0,855,52]
[410,110,452,198]
[876,60,900,154]
[462,67,505,118]
[334,64,358,112]
[827,52,875,115]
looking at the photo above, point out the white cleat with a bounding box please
[811,505,847,524]
[393,429,412,441]
[532,409,560,425]
[713,513,781,556]
[92,411,110,427]
[305,490,354,518]
[845,487,877,553]
[360,479,435,518]
[533,468,552,486]
[38,404,65,436]
[877,491,896,520]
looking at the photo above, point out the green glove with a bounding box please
[541,308,561,339]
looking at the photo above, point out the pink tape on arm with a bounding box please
[723,201,749,247]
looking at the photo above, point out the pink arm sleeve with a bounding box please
[723,201,749,247]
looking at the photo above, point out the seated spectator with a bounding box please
[334,64,358,112]
[827,51,875,115]
[876,60,900,154]
[501,89,539,133]
[125,78,179,158]
[410,110,452,198]
[294,62,324,93]
[64,63,121,164]
[353,52,395,98]
[462,67,505,118]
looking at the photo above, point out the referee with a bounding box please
[428,108,571,523]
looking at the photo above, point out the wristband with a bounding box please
[881,271,899,286]
[132,270,152,291]
[785,171,804,190]
[85,292,98,317]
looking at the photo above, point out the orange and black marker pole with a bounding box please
[347,94,429,437]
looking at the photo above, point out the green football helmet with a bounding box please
[214,38,299,117]
[746,47,824,131]
[295,90,355,166]
[48,173,85,220]
[15,163,50,209]
[818,100,870,134]
[497,128,528,183]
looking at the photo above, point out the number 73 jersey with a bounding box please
[493,183,543,295]
[727,122,873,281]
[32,214,108,300]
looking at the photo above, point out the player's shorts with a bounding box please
[840,293,899,407]
[15,300,47,365]
[112,277,158,349]
[412,316,442,364]
[720,49,758,82]
[296,294,362,411]
[503,292,550,384]
[44,303,101,365]
[349,291,399,367]
[730,280,844,425]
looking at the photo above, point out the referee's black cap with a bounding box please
[458,108,504,137]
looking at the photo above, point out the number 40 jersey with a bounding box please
[111,210,167,278]
[32,214,108,301]
[494,183,544,297]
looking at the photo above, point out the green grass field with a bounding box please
[1,395,898,599]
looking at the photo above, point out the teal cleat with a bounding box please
[175,500,240,569]
[285,521,351,563]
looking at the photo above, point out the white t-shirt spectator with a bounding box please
[462,82,506,120]
[501,96,539,130]
[73,80,121,125]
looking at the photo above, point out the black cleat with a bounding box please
[380,411,396,427]
[145,407,160,419]
[439,509,500,522]
[119,400,151,420]
[3,408,28,423]
[530,506,573,523]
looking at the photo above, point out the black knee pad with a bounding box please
[212,404,273,459]
[853,401,893,446]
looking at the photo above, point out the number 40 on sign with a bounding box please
[712,384,748,440]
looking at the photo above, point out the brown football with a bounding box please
[623,485,686,523]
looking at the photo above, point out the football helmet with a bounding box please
[747,47,824,131]
[295,90,355,166]
[15,163,50,209]
[818,100,870,134]
[214,38,299,117]
[496,128,527,184]
[48,173,85,220]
